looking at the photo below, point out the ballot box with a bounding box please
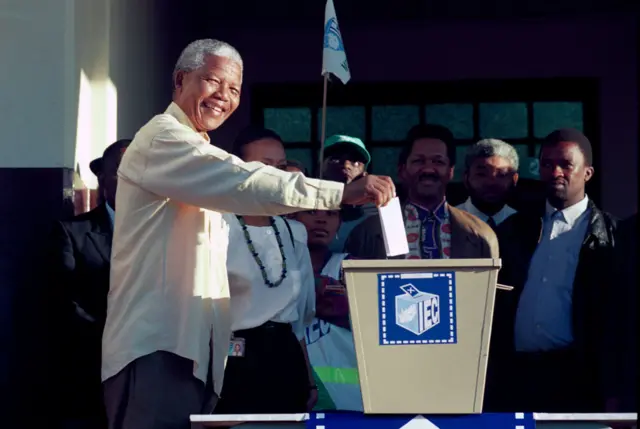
[342,258,502,415]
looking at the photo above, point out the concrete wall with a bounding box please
[0,0,76,168]
[0,0,166,419]
[206,16,638,217]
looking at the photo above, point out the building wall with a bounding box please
[0,0,166,417]
[208,16,638,218]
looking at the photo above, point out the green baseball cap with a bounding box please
[323,134,371,165]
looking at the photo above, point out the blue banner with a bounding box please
[306,412,535,429]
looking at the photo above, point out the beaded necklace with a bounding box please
[237,216,288,288]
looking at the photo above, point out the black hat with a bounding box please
[89,139,132,176]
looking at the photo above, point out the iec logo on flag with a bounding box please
[322,0,350,84]
[378,272,457,345]
[324,17,345,52]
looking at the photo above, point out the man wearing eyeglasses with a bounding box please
[321,135,378,252]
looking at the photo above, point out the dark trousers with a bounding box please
[508,348,601,412]
[103,351,216,429]
[214,322,309,414]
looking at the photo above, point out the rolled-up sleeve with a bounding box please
[119,123,344,215]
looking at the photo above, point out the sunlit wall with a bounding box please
[0,0,167,415]
[0,0,163,188]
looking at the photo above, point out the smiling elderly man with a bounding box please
[101,39,395,429]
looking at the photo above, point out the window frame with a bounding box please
[250,77,600,204]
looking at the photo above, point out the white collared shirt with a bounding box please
[225,216,314,340]
[101,103,343,394]
[455,198,516,226]
[105,202,115,226]
[543,197,590,239]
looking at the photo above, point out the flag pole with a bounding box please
[318,73,329,179]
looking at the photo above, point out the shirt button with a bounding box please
[536,324,541,329]
[266,229,273,235]
[542,277,548,283]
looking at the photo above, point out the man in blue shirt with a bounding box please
[496,128,616,412]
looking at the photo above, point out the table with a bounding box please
[190,412,637,429]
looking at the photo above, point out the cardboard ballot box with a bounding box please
[342,258,502,415]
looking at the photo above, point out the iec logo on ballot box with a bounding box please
[378,272,457,345]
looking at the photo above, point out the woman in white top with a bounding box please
[215,127,318,414]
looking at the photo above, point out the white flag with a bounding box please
[322,0,350,84]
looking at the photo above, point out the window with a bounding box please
[454,145,469,181]
[252,78,599,202]
[426,104,474,139]
[264,107,311,143]
[372,105,419,141]
[533,102,583,138]
[479,102,528,139]
[370,146,402,181]
[317,106,365,140]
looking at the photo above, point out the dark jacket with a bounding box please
[47,204,113,423]
[345,203,499,259]
[494,200,617,407]
[605,213,637,410]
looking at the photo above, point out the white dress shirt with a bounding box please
[225,215,314,340]
[105,202,115,226]
[515,196,591,352]
[101,103,343,395]
[455,198,516,226]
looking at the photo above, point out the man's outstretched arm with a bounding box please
[120,123,394,215]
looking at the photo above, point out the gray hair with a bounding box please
[464,139,519,172]
[173,39,243,82]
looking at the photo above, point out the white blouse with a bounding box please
[224,215,315,340]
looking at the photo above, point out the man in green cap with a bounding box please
[321,134,378,252]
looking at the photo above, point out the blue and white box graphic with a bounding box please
[378,272,457,345]
[395,284,440,335]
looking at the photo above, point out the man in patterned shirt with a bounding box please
[345,124,498,260]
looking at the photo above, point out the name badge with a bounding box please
[228,338,246,357]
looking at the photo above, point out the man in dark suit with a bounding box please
[48,139,130,428]
[345,124,499,260]
[344,125,501,412]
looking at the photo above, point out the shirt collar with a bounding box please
[545,195,590,227]
[462,198,517,225]
[166,102,211,142]
[409,199,447,223]
[105,202,115,226]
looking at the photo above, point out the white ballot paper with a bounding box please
[378,197,409,257]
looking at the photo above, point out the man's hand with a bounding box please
[341,175,396,207]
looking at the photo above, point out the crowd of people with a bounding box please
[46,38,637,429]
